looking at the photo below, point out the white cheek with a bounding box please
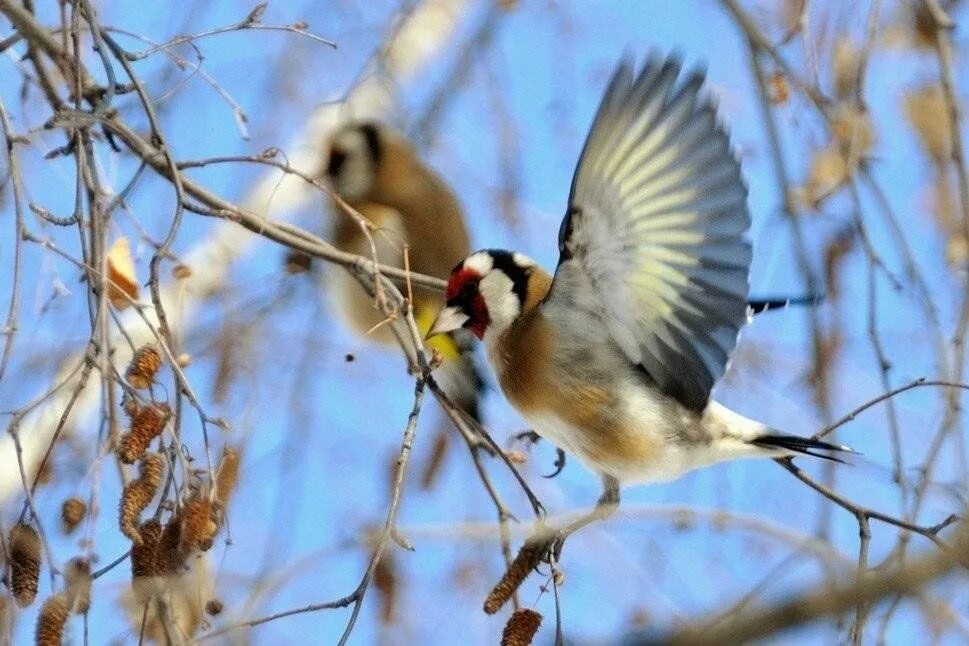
[479,272,517,331]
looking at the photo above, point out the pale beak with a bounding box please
[426,306,468,339]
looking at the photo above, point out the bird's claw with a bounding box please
[525,526,568,566]
[511,429,541,445]
[542,447,567,479]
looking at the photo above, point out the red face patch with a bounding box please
[467,293,490,339]
[445,268,490,339]
[445,268,479,301]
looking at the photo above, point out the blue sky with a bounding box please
[2,1,968,643]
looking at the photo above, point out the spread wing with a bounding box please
[547,55,752,412]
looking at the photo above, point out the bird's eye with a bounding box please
[326,149,347,177]
[462,280,478,296]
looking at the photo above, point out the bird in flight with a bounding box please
[429,53,850,556]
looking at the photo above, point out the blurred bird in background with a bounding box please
[322,123,485,463]
[430,54,851,554]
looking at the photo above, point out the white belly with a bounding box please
[522,384,770,486]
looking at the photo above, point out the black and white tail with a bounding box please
[750,434,854,463]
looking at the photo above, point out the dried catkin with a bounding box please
[501,609,542,646]
[419,430,449,490]
[10,523,41,608]
[373,553,397,624]
[64,558,92,614]
[35,593,69,646]
[483,541,542,615]
[60,497,87,534]
[119,453,165,544]
[121,392,140,419]
[126,346,162,390]
[159,514,184,575]
[117,404,170,463]
[180,497,217,552]
[131,519,163,579]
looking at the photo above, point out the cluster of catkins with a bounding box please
[3,345,241,644]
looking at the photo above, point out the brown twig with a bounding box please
[662,521,969,645]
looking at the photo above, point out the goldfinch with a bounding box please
[324,122,483,423]
[429,55,850,550]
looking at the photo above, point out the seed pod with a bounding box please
[501,608,542,646]
[35,593,69,646]
[126,346,163,390]
[60,497,87,534]
[180,497,217,552]
[64,558,92,614]
[483,541,543,615]
[10,523,41,607]
[172,263,192,280]
[119,453,165,543]
[118,404,170,463]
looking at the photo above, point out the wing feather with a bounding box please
[548,55,752,411]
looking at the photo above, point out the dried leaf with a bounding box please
[768,71,789,105]
[823,228,856,300]
[905,85,953,163]
[947,235,969,266]
[832,39,860,99]
[214,447,241,514]
[106,236,139,309]
[831,104,875,157]
[804,147,848,207]
[777,0,806,39]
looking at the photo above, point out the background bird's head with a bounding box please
[430,250,536,342]
[324,122,385,200]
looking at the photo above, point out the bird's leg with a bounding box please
[529,474,620,562]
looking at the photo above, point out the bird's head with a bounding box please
[429,250,536,342]
[324,122,384,200]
